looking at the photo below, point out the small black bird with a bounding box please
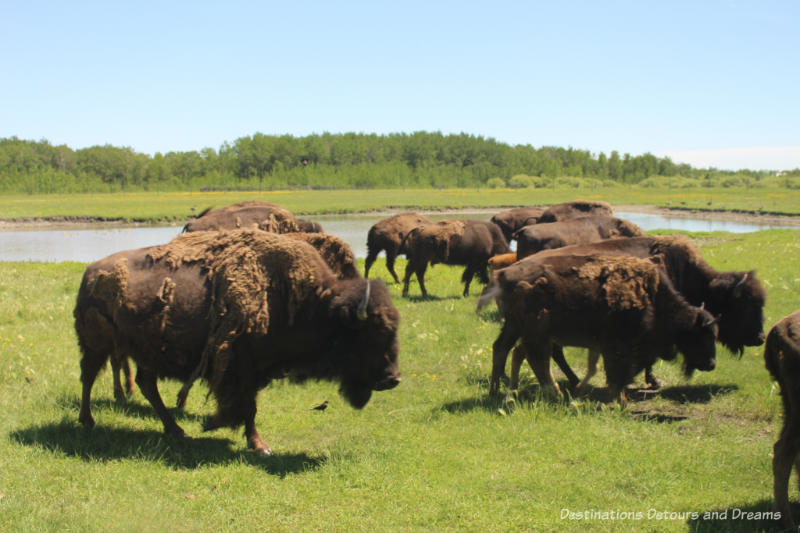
[311,400,329,411]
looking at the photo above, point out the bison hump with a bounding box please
[576,256,658,310]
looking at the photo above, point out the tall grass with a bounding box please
[1,229,799,531]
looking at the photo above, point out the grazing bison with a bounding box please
[537,199,614,223]
[364,213,431,283]
[402,220,510,298]
[487,254,717,402]
[183,201,301,233]
[490,207,544,243]
[764,310,800,530]
[75,230,401,455]
[514,215,644,259]
[531,235,766,391]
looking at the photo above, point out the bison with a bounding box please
[183,201,301,233]
[364,213,432,283]
[530,235,766,391]
[104,231,363,407]
[296,218,324,233]
[75,230,401,455]
[764,310,800,530]
[401,219,510,298]
[487,254,718,402]
[490,207,544,243]
[537,199,614,223]
[514,215,644,259]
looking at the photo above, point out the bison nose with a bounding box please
[375,376,401,391]
[702,358,716,372]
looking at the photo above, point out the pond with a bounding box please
[0,211,796,263]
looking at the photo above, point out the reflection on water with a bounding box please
[0,211,795,263]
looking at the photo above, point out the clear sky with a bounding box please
[2,1,798,170]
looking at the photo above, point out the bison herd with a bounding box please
[73,199,799,528]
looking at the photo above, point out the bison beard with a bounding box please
[75,230,401,455]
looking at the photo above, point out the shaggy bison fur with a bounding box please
[402,220,510,297]
[364,213,431,283]
[487,254,717,402]
[75,230,401,455]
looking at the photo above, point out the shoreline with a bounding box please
[1,204,799,231]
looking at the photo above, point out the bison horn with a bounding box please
[733,272,749,298]
[357,281,371,321]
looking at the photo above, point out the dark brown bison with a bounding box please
[764,310,800,529]
[364,213,432,283]
[537,199,614,223]
[295,218,324,233]
[75,230,401,455]
[514,215,644,259]
[183,201,301,233]
[402,220,510,298]
[487,254,717,402]
[105,231,364,407]
[531,235,766,391]
[490,207,544,243]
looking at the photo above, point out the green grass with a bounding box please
[1,230,800,532]
[1,185,800,222]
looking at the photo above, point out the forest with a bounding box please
[0,132,797,194]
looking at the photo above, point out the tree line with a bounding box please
[0,132,794,194]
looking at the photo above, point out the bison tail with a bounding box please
[476,283,502,313]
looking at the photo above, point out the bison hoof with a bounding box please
[79,414,95,429]
[646,377,663,390]
[249,445,274,457]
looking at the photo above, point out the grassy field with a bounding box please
[1,186,800,222]
[1,227,800,532]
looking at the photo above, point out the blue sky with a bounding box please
[2,1,798,170]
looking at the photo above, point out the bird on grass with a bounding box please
[311,400,329,411]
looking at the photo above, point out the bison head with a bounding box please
[328,279,401,408]
[676,307,718,377]
[707,270,766,354]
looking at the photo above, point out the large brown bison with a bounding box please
[532,235,766,391]
[490,207,544,243]
[183,201,301,233]
[402,220,510,298]
[364,213,431,283]
[75,230,401,455]
[487,254,718,402]
[514,215,644,259]
[106,231,363,407]
[764,310,800,530]
[537,199,614,223]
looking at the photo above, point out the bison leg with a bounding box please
[460,265,475,297]
[364,247,379,279]
[644,366,663,389]
[490,322,520,396]
[384,249,401,284]
[522,340,562,400]
[509,344,526,391]
[243,406,273,457]
[402,261,415,297]
[601,354,630,405]
[551,345,580,389]
[78,348,108,429]
[773,421,799,529]
[135,367,187,438]
[110,352,135,402]
[577,350,602,395]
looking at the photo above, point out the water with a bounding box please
[0,211,796,263]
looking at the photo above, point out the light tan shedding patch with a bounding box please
[576,256,659,310]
